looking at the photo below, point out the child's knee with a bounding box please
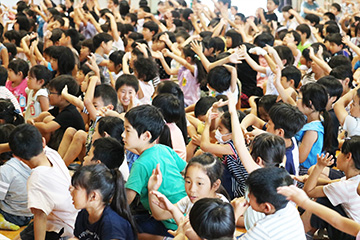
[43,116,55,123]
[73,130,87,143]
[64,127,77,138]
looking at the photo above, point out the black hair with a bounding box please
[300,83,332,152]
[71,164,137,238]
[208,37,225,53]
[29,65,52,88]
[220,110,245,133]
[128,32,144,41]
[50,28,64,45]
[8,59,29,79]
[323,12,336,21]
[341,136,360,170]
[194,96,217,118]
[152,94,181,123]
[9,124,43,160]
[175,31,190,41]
[65,28,80,48]
[326,24,340,35]
[296,24,311,39]
[304,13,320,25]
[156,81,187,143]
[302,42,331,63]
[317,75,343,102]
[123,24,134,35]
[97,116,124,143]
[0,99,24,126]
[287,30,301,45]
[250,133,285,167]
[246,167,292,210]
[119,0,130,15]
[269,103,306,138]
[190,198,234,240]
[50,46,75,75]
[133,57,158,82]
[92,32,114,50]
[126,13,137,25]
[254,32,275,47]
[81,39,95,53]
[125,105,171,147]
[94,84,118,109]
[0,124,16,161]
[109,50,125,67]
[281,65,301,88]
[181,8,193,21]
[92,137,124,169]
[52,15,65,26]
[330,65,353,87]
[182,44,207,86]
[139,5,150,13]
[256,94,277,119]
[80,63,92,76]
[4,30,21,46]
[274,45,294,66]
[235,12,245,22]
[15,15,30,31]
[143,21,159,35]
[225,29,242,48]
[115,74,139,93]
[331,3,341,12]
[48,75,78,95]
[271,0,279,5]
[0,66,8,86]
[207,66,231,93]
[3,43,17,61]
[17,1,28,13]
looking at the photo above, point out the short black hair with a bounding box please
[29,65,53,87]
[323,12,336,21]
[269,103,306,138]
[16,15,30,31]
[143,21,159,35]
[125,105,165,143]
[81,39,94,53]
[50,46,75,75]
[246,167,293,211]
[128,32,144,41]
[8,59,29,79]
[152,93,181,123]
[175,30,190,40]
[328,55,351,69]
[305,13,320,25]
[9,124,43,160]
[274,45,294,67]
[225,29,243,48]
[126,13,137,24]
[109,50,125,66]
[317,75,343,102]
[330,65,353,87]
[296,24,311,39]
[207,66,231,93]
[92,137,124,169]
[250,133,285,167]
[4,30,21,46]
[65,28,80,48]
[133,57,158,82]
[287,30,301,45]
[50,28,64,45]
[194,96,217,118]
[97,116,124,143]
[94,84,118,109]
[92,32,114,50]
[3,43,17,62]
[208,37,225,53]
[254,32,274,47]
[327,33,342,46]
[0,66,8,86]
[326,24,340,35]
[331,3,341,12]
[341,136,360,170]
[281,65,301,88]
[271,0,279,5]
[48,75,79,95]
[115,74,139,92]
[0,124,16,161]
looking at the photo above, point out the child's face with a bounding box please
[108,0,115,9]
[117,85,137,107]
[234,15,243,25]
[83,145,96,166]
[126,38,135,52]
[283,33,295,45]
[329,42,342,54]
[107,60,117,72]
[7,69,23,84]
[230,6,237,15]
[152,40,166,51]
[267,0,277,12]
[59,33,67,46]
[248,191,264,212]
[48,87,61,106]
[217,122,232,141]
[50,58,59,71]
[330,6,339,15]
[122,118,142,150]
[27,74,43,90]
[103,41,114,55]
[80,46,91,62]
[70,185,89,209]
[280,76,291,89]
[350,94,360,118]
[125,16,132,25]
[176,36,185,45]
[76,70,85,85]
[258,106,270,122]
[225,36,232,49]
[93,97,106,110]
[185,165,217,203]
[142,28,153,41]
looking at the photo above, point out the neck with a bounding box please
[87,204,106,224]
[307,111,320,123]
[58,102,70,111]
[95,48,104,56]
[28,152,52,168]
[301,37,307,45]
[345,168,360,180]
[284,138,292,148]
[11,79,22,88]
[137,142,156,155]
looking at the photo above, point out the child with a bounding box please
[257,0,280,24]
[49,46,76,76]
[296,24,312,52]
[71,164,136,239]
[334,86,360,137]
[142,21,159,48]
[281,66,302,91]
[24,65,52,121]
[303,136,360,240]
[115,74,140,113]
[148,153,228,239]
[133,57,158,104]
[0,124,32,230]
[93,33,114,84]
[30,75,85,150]
[300,0,320,18]
[0,99,24,126]
[6,59,29,112]
[0,65,21,112]
[9,124,78,239]
[108,50,125,84]
[123,105,187,236]
[328,33,350,57]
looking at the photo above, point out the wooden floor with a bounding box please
[0,225,26,240]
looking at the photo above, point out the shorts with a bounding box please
[20,222,64,240]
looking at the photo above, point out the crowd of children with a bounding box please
[0,0,360,239]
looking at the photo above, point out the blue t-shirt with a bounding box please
[295,121,324,169]
[74,206,135,240]
[300,1,319,17]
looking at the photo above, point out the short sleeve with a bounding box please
[35,88,49,98]
[176,196,189,214]
[125,162,149,194]
[27,174,54,215]
[323,180,349,206]
[343,115,359,135]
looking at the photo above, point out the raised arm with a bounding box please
[334,86,359,126]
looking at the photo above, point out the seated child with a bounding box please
[0,67,21,112]
[327,33,350,57]
[133,57,158,104]
[0,124,32,230]
[0,99,24,126]
[124,105,187,236]
[9,124,78,239]
[115,74,140,113]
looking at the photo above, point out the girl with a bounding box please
[295,83,332,175]
[24,65,52,121]
[70,164,136,240]
[155,44,206,107]
[49,46,76,77]
[148,153,228,240]
[0,99,24,125]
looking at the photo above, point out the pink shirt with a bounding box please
[178,65,200,107]
[6,78,28,112]
[167,122,186,161]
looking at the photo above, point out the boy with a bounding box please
[9,124,77,239]
[142,21,158,48]
[238,167,306,239]
[115,74,140,113]
[124,105,187,236]
[296,24,312,52]
[330,3,341,21]
[29,75,85,150]
[93,32,114,84]
[330,65,353,96]
[257,0,279,24]
[328,33,350,57]
[109,50,125,83]
[281,65,302,90]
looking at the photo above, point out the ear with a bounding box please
[255,156,265,167]
[141,130,152,142]
[185,56,192,63]
[281,59,287,66]
[289,79,295,86]
[38,79,45,86]
[329,96,337,105]
[262,202,276,214]
[42,137,47,148]
[95,159,102,164]
[345,152,353,162]
[212,179,221,191]
[103,131,110,137]
[107,104,114,111]
[276,128,285,138]
[344,77,350,87]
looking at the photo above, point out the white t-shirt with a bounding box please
[177,193,228,216]
[323,174,360,222]
[119,158,129,181]
[137,80,154,105]
[24,88,48,121]
[265,67,278,95]
[343,115,360,137]
[27,146,78,237]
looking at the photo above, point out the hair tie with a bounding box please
[13,109,20,115]
[194,54,201,61]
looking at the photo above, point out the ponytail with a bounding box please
[158,124,172,148]
[182,44,207,87]
[320,109,333,152]
[0,99,24,125]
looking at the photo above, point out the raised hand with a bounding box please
[148,163,163,191]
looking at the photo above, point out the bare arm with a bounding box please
[32,208,47,240]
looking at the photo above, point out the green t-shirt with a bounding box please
[125,144,187,230]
